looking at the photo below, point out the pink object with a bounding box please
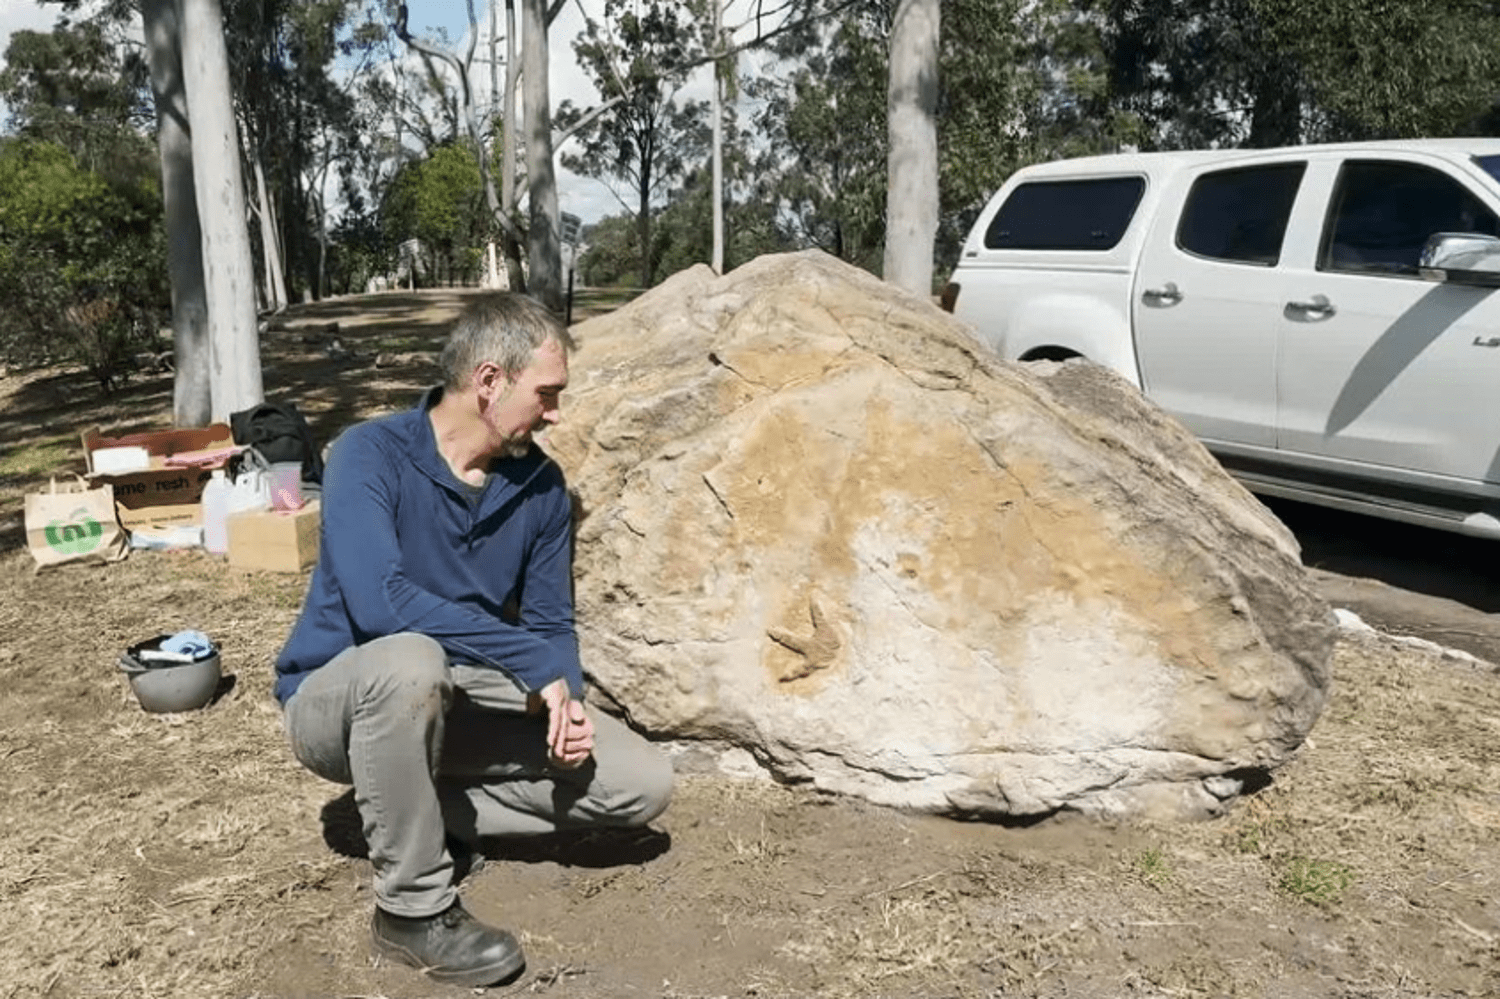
[164,445,244,468]
[269,462,305,511]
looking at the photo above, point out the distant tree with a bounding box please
[0,139,168,392]
[1251,0,1500,140]
[392,0,529,292]
[650,161,792,281]
[750,0,1097,279]
[576,213,639,287]
[651,167,714,279]
[219,0,386,307]
[1097,0,1307,149]
[560,0,710,288]
[689,0,875,273]
[381,143,485,285]
[325,197,386,294]
[748,7,888,272]
[0,18,154,177]
[1094,0,1500,149]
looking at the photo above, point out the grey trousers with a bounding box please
[281,632,673,917]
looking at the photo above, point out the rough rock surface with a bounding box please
[547,251,1334,821]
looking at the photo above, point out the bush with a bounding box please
[0,138,168,391]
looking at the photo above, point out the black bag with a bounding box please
[230,402,324,484]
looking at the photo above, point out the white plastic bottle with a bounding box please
[201,468,231,555]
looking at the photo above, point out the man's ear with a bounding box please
[472,361,508,397]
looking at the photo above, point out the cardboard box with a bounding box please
[82,424,237,528]
[228,501,320,572]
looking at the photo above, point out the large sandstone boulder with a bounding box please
[548,251,1334,821]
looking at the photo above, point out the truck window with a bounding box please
[983,177,1145,251]
[1176,163,1305,266]
[1474,154,1500,185]
[1321,161,1500,276]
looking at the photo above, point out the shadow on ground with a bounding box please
[1264,497,1500,613]
[320,787,671,870]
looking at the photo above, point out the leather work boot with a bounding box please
[371,901,525,987]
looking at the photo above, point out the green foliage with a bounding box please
[1095,0,1500,149]
[650,164,793,280]
[749,0,1095,277]
[223,0,382,300]
[0,139,167,391]
[560,0,711,287]
[749,6,891,273]
[1135,846,1172,887]
[0,18,155,177]
[325,202,388,295]
[578,214,643,288]
[1278,856,1355,906]
[1253,0,1500,141]
[380,144,486,286]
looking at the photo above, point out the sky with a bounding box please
[0,0,735,226]
[0,0,59,55]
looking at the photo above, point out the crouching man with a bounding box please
[273,293,673,987]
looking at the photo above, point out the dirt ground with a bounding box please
[3,290,1499,999]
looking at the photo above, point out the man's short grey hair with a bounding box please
[439,293,577,390]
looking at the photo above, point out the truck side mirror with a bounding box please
[1418,232,1500,287]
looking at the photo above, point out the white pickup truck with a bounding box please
[944,139,1500,538]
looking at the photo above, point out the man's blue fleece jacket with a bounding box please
[273,388,583,705]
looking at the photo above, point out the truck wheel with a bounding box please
[1019,347,1083,363]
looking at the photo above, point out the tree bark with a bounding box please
[522,0,562,311]
[252,150,289,312]
[141,0,212,427]
[883,0,939,298]
[501,0,526,291]
[181,0,263,420]
[1248,70,1301,148]
[710,0,724,275]
[637,157,652,288]
[483,0,501,289]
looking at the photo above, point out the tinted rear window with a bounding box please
[1475,154,1500,185]
[984,177,1146,251]
[1177,163,1306,265]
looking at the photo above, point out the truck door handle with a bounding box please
[1287,294,1336,319]
[1142,282,1182,305]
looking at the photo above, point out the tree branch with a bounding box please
[393,2,524,247]
[704,0,866,67]
[553,94,624,148]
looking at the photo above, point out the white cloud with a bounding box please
[0,0,59,52]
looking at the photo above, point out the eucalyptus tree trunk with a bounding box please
[141,0,211,426]
[883,0,940,298]
[522,0,563,312]
[710,0,724,274]
[501,0,526,292]
[180,0,263,420]
[252,151,289,312]
[484,0,501,289]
